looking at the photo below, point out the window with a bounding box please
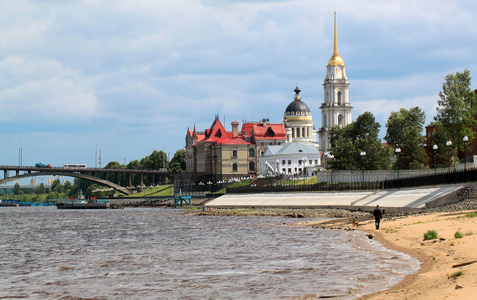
[282,160,286,164]
[232,149,238,158]
[338,114,344,128]
[298,160,302,165]
[302,127,305,137]
[314,160,318,164]
[288,160,291,165]
[282,168,286,173]
[249,148,255,157]
[232,163,238,172]
[309,160,312,165]
[249,161,255,171]
[338,91,343,105]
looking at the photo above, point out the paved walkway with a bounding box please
[206,185,464,211]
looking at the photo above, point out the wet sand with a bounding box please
[300,211,477,299]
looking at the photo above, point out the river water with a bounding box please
[0,207,419,299]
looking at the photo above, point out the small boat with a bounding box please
[56,191,111,209]
[0,199,20,207]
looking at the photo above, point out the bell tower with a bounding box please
[318,11,352,152]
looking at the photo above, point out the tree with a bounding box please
[168,149,186,180]
[427,125,452,168]
[434,69,477,151]
[330,112,391,170]
[104,161,125,169]
[34,183,45,195]
[141,150,168,170]
[51,179,64,193]
[127,160,142,170]
[13,183,23,195]
[385,107,428,169]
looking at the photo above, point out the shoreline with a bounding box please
[297,211,477,299]
[189,203,477,299]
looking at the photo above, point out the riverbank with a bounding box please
[299,211,477,299]
[191,198,477,299]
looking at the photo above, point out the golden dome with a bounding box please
[328,11,345,66]
[328,54,344,66]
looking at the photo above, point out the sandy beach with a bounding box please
[303,211,477,299]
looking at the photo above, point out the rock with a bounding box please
[455,284,463,290]
[367,234,374,239]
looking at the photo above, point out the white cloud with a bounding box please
[0,0,476,166]
[0,56,98,122]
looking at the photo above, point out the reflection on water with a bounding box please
[0,207,419,299]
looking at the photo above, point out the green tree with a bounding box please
[141,150,168,170]
[427,126,454,168]
[330,112,391,170]
[13,183,23,195]
[434,69,477,151]
[51,179,64,193]
[104,161,125,169]
[34,183,45,195]
[127,160,142,169]
[385,107,428,169]
[64,180,73,194]
[168,149,186,178]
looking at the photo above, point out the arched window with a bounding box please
[249,161,255,171]
[232,163,238,172]
[338,114,344,128]
[337,91,343,105]
[249,148,255,157]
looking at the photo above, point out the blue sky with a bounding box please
[1,0,476,168]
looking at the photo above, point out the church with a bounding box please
[259,11,353,176]
[184,12,353,181]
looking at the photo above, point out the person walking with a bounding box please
[373,205,383,230]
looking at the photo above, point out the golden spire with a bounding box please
[328,11,344,66]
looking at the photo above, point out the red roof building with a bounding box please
[185,116,286,180]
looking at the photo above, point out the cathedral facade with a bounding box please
[318,12,353,152]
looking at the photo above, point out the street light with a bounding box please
[463,136,469,169]
[395,145,401,179]
[302,157,307,179]
[446,140,452,172]
[360,151,366,183]
[432,145,438,174]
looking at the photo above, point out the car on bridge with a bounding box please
[35,163,51,168]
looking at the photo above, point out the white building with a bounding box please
[318,12,353,152]
[283,85,317,143]
[259,142,321,177]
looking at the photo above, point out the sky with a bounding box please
[1,0,477,169]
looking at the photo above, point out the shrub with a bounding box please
[464,211,477,218]
[449,271,464,279]
[465,231,473,236]
[455,231,464,239]
[423,230,438,240]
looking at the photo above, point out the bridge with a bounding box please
[0,165,168,195]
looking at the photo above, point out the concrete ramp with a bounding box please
[206,184,467,212]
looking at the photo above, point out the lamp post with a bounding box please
[302,157,307,179]
[446,140,452,172]
[276,159,279,176]
[360,151,366,183]
[463,136,469,169]
[394,145,401,179]
[432,145,438,174]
